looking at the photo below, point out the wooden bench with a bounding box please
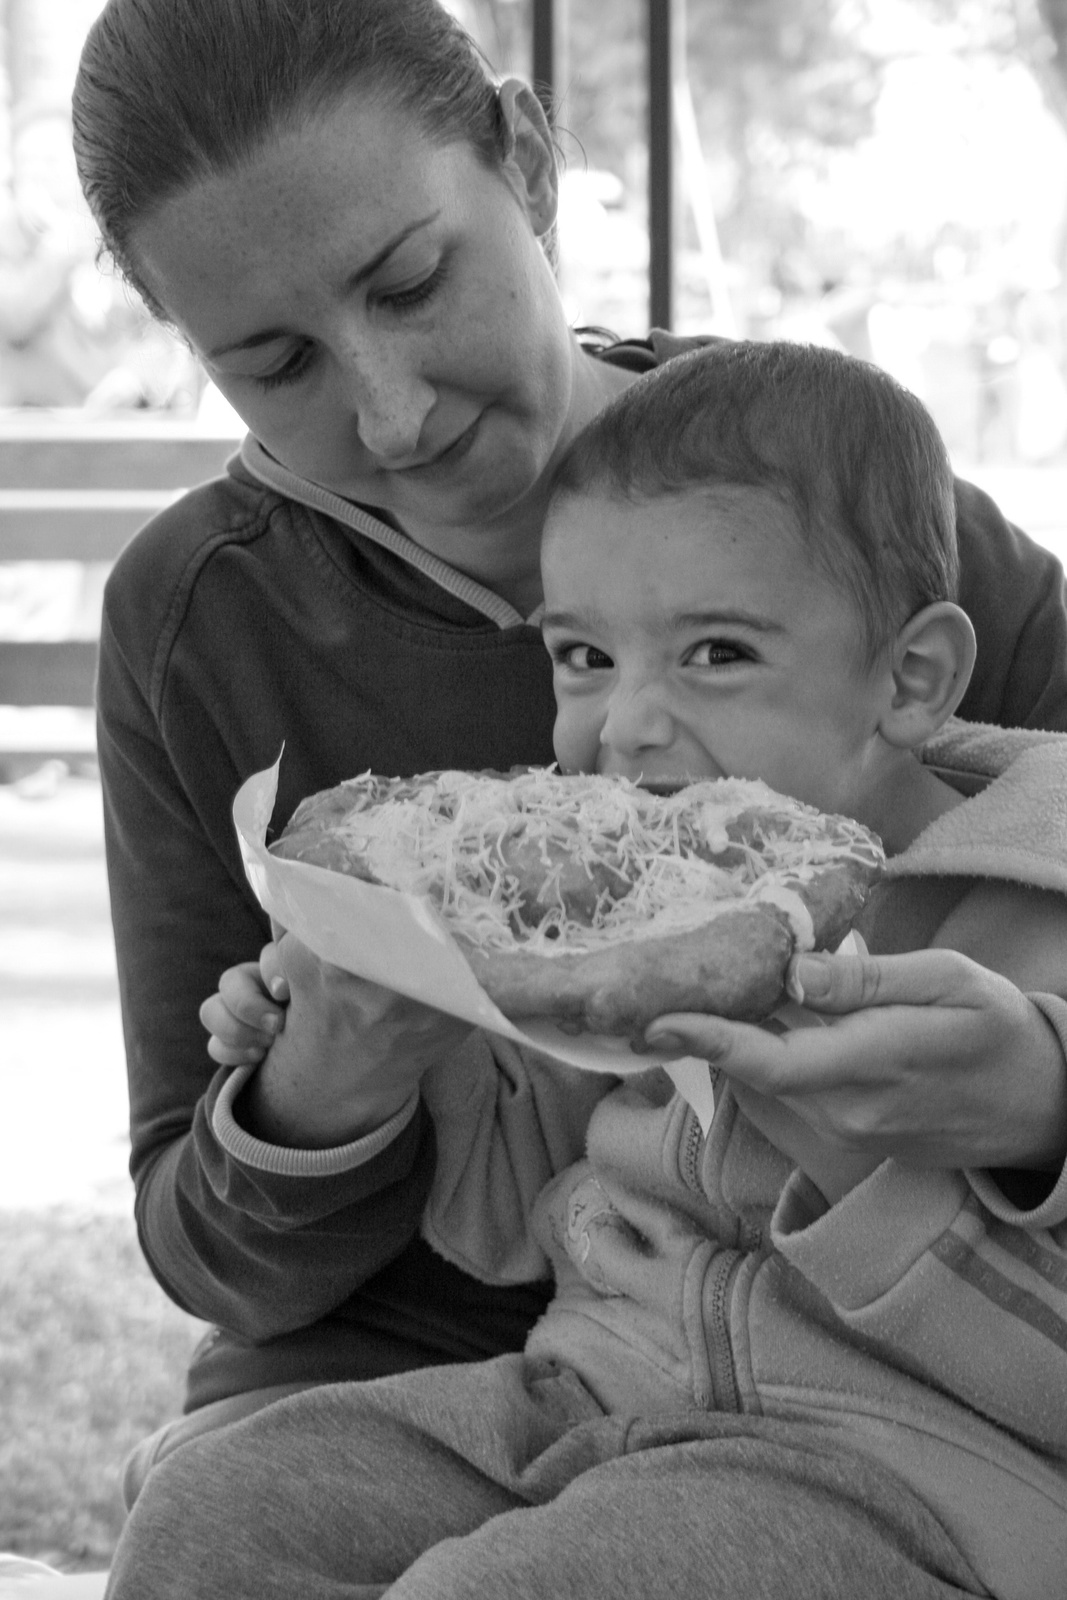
[0,416,240,774]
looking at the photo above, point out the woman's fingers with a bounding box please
[786,946,976,1012]
[646,1009,840,1098]
[644,944,1067,1172]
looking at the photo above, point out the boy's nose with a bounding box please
[599,680,675,758]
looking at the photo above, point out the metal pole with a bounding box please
[673,0,737,333]
[648,0,673,329]
[532,0,557,119]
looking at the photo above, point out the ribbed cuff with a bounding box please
[212,1064,420,1177]
[966,992,1067,1229]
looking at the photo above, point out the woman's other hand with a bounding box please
[237,928,476,1149]
[645,946,1067,1187]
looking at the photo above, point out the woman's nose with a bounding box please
[598,678,675,757]
[337,345,436,462]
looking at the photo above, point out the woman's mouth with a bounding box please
[391,414,483,475]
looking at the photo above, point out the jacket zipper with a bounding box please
[679,1095,747,1411]
[680,1106,705,1193]
[704,1247,743,1412]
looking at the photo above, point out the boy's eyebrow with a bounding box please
[541,607,785,633]
[206,213,441,358]
[672,609,786,633]
[540,609,602,632]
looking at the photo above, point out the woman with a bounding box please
[75,0,1067,1478]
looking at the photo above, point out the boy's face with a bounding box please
[541,485,891,819]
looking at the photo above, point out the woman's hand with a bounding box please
[645,946,1067,1185]
[237,928,475,1149]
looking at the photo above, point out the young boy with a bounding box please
[130,342,1067,1600]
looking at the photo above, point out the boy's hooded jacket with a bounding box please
[524,720,1067,1600]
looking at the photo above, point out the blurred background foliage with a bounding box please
[1,0,1067,460]
[455,0,1067,462]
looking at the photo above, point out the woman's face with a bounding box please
[131,87,576,533]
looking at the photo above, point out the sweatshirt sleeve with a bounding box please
[770,1160,1067,1457]
[98,576,436,1341]
[954,477,1067,732]
[418,1037,618,1286]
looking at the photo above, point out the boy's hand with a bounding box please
[645,946,1067,1179]
[200,949,289,1067]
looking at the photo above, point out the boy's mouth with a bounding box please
[636,776,693,796]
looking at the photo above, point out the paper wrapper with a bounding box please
[234,757,859,1132]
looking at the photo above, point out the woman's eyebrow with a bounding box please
[206,212,441,358]
[343,211,441,290]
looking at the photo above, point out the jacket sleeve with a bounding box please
[770,1157,1067,1459]
[418,1039,618,1286]
[954,477,1067,732]
[98,585,436,1341]
[966,994,1067,1229]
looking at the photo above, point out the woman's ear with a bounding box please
[496,77,559,237]
[879,601,977,749]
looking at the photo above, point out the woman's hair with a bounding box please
[73,0,509,313]
[550,340,959,665]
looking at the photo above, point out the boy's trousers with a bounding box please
[104,1354,987,1600]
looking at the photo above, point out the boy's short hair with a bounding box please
[551,340,959,663]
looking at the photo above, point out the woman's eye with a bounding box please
[553,642,614,671]
[380,264,447,314]
[255,344,315,391]
[686,639,748,667]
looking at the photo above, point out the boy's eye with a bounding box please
[552,642,615,671]
[685,639,748,667]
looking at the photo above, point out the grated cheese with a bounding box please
[285,768,883,956]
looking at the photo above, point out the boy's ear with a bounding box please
[496,77,559,238]
[879,601,977,749]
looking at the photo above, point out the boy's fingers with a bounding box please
[260,941,290,1002]
[207,1035,269,1068]
[217,962,285,1028]
[200,1004,277,1053]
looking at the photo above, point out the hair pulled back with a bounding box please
[73,0,506,313]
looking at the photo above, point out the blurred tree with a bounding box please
[1004,0,1067,126]
[679,1,885,293]
[458,0,1067,319]
[466,3,886,268]
[904,0,1067,125]
[907,0,1067,286]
